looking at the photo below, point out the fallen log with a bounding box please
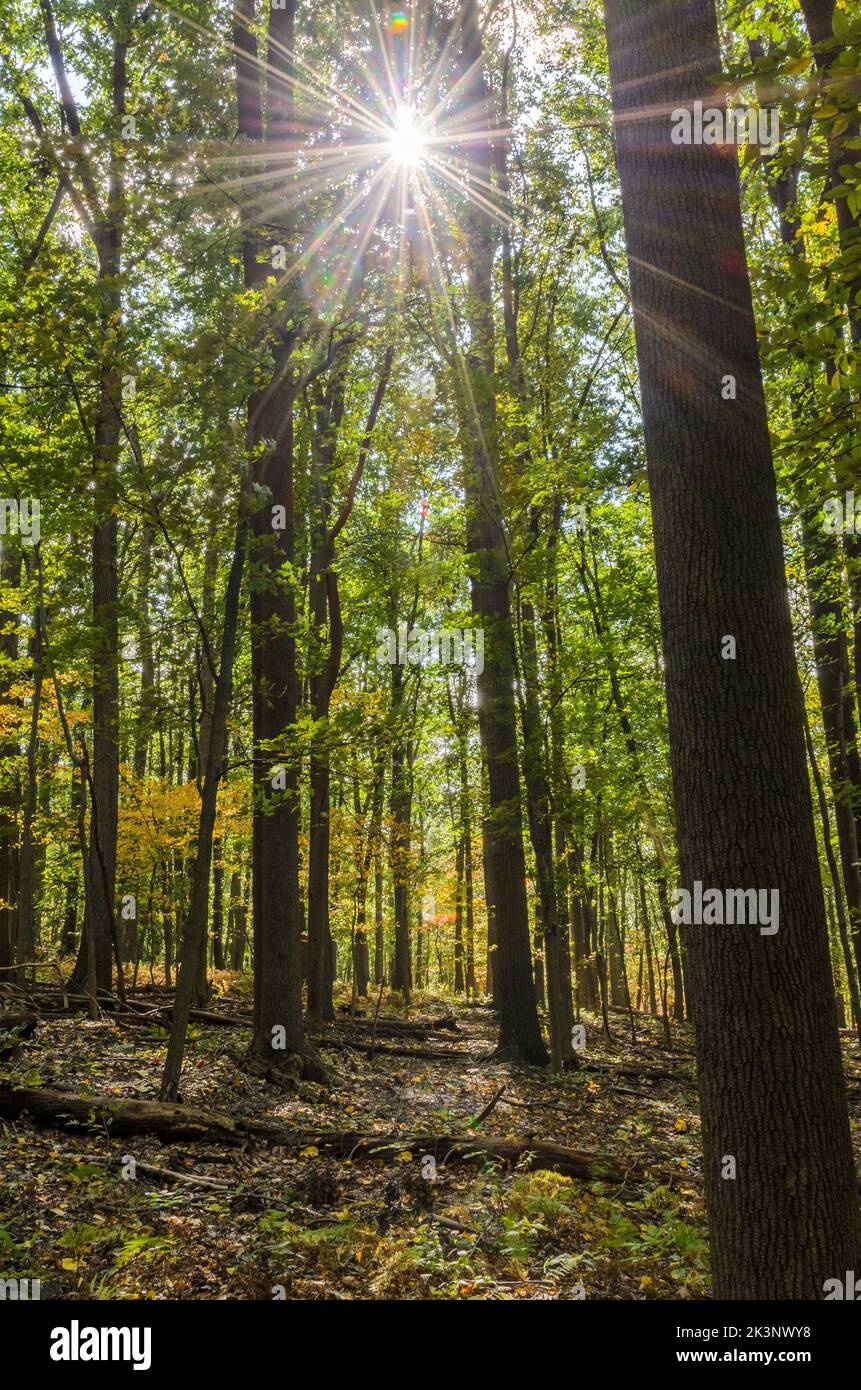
[304,1131,638,1183]
[120,1001,248,1028]
[0,1084,246,1144]
[334,1012,461,1036]
[0,1083,693,1187]
[0,1011,39,1035]
[582,1059,696,1085]
[316,1039,471,1062]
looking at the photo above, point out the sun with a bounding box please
[387,105,426,168]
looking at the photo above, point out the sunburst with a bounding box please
[386,104,427,169]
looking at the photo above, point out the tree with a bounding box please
[603,0,861,1296]
[455,0,546,1064]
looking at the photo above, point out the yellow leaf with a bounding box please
[675,1118,687,1132]
[394,1149,413,1163]
[299,1146,319,1158]
[61,1258,79,1272]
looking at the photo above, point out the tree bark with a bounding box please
[456,0,546,1064]
[603,0,861,1296]
[0,539,20,971]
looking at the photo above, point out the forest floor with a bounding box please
[2,977,859,1300]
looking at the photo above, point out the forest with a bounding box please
[0,0,860,1315]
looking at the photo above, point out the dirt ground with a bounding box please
[2,979,859,1300]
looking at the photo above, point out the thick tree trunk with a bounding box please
[603,0,861,1296]
[233,0,313,1073]
[249,393,307,1062]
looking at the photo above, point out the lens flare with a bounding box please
[389,12,409,34]
[388,105,425,167]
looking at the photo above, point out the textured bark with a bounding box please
[637,867,659,1018]
[234,0,312,1073]
[454,837,465,994]
[389,661,413,1002]
[448,674,477,996]
[0,540,20,970]
[228,870,247,971]
[496,69,573,1059]
[68,25,128,998]
[350,759,381,1001]
[457,0,546,1064]
[603,0,861,1297]
[249,388,305,1059]
[305,363,349,1024]
[16,606,42,975]
[520,590,573,1066]
[373,852,384,986]
[211,839,225,972]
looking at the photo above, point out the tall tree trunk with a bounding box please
[638,872,658,1018]
[802,513,861,983]
[799,0,861,350]
[805,709,861,1034]
[229,870,247,971]
[234,0,314,1074]
[160,488,249,1100]
[454,837,465,994]
[389,661,412,1003]
[373,851,384,986]
[0,539,20,970]
[16,599,43,977]
[603,0,861,1296]
[133,523,155,782]
[456,0,546,1064]
[575,537,686,1016]
[68,25,128,997]
[304,337,391,1023]
[211,838,225,973]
